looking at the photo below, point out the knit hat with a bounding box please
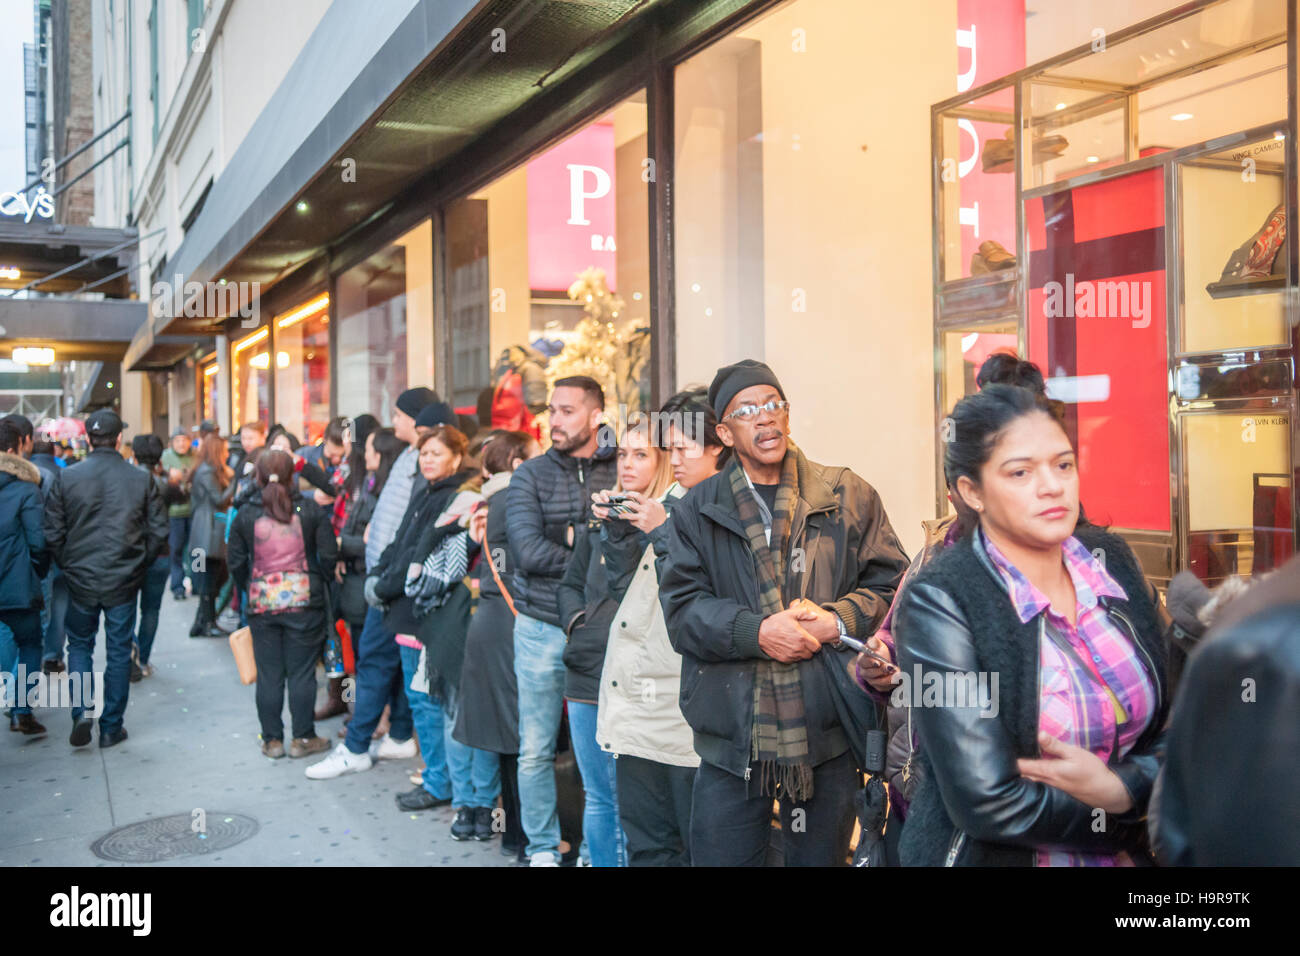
[708,360,785,419]
[396,387,439,420]
[414,401,456,430]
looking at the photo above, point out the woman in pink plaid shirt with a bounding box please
[892,383,1168,867]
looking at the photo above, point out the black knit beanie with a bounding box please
[708,360,785,419]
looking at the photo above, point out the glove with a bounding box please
[363,575,385,610]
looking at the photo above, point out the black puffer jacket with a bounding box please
[45,446,168,608]
[556,521,620,702]
[505,427,617,626]
[893,525,1168,867]
[658,449,909,779]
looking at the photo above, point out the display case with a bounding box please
[932,0,1298,587]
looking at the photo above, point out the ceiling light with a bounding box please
[296,201,309,213]
[1086,156,1100,163]
[1275,132,1286,141]
[12,347,54,365]
[1171,112,1193,122]
[0,266,20,280]
[1055,102,1066,111]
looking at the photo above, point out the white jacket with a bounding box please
[595,537,700,768]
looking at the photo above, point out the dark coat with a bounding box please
[893,525,1168,867]
[504,427,617,626]
[45,446,168,608]
[556,521,621,702]
[226,493,339,618]
[453,477,521,754]
[371,468,476,636]
[189,461,235,562]
[657,448,909,779]
[1150,554,1300,866]
[0,452,48,610]
[336,478,379,627]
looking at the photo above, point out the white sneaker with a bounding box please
[305,742,373,779]
[369,734,418,760]
[529,851,560,867]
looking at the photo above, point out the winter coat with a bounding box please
[336,476,380,626]
[596,483,699,767]
[1150,553,1300,866]
[159,448,194,518]
[45,446,168,609]
[504,426,617,626]
[657,447,909,779]
[893,525,1168,867]
[453,471,521,754]
[0,452,48,611]
[227,492,339,618]
[189,462,235,563]
[555,521,621,702]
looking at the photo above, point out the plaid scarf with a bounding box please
[728,452,814,802]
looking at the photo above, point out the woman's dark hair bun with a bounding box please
[976,352,1047,397]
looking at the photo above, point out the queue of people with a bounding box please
[2,353,1293,868]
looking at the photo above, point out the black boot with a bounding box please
[189,594,215,638]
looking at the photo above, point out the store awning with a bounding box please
[128,0,671,368]
[0,297,163,363]
[0,219,138,297]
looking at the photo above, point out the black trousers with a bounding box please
[250,609,323,740]
[690,750,859,867]
[616,754,696,867]
[498,753,525,855]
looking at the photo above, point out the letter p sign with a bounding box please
[566,164,611,226]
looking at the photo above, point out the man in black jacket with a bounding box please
[658,360,909,866]
[45,410,168,748]
[505,376,617,865]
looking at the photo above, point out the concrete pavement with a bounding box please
[0,588,513,867]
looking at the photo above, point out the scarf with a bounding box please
[728,451,813,802]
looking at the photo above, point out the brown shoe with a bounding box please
[12,714,47,735]
[261,738,286,759]
[314,676,347,721]
[971,239,1017,274]
[289,736,331,759]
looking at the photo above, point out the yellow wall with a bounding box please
[398,221,436,390]
[674,0,957,555]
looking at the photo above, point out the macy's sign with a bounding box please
[0,186,54,223]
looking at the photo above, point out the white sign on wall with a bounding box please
[0,186,55,223]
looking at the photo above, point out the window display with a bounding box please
[273,293,330,444]
[444,92,651,420]
[231,327,270,428]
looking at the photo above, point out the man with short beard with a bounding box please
[506,376,617,866]
[658,360,909,866]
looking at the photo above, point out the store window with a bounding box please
[198,355,220,424]
[274,293,330,443]
[336,220,434,425]
[443,90,651,426]
[231,327,271,429]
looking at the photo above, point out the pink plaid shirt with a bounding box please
[981,531,1157,867]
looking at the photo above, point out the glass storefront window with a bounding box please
[336,220,433,425]
[443,90,651,426]
[199,355,220,424]
[231,327,271,429]
[274,293,330,443]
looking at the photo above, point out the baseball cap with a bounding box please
[86,409,126,439]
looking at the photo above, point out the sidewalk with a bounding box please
[0,589,512,867]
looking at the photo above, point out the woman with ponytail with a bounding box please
[228,449,339,760]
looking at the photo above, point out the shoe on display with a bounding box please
[99,727,129,748]
[473,806,496,841]
[262,738,286,759]
[368,734,417,760]
[69,717,93,748]
[981,126,1069,173]
[1213,203,1287,285]
[288,736,331,759]
[450,808,477,842]
[529,851,560,867]
[305,742,373,779]
[970,239,1017,275]
[395,785,450,812]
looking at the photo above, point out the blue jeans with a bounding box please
[398,644,451,800]
[567,700,627,867]
[135,555,170,665]
[168,516,192,593]
[65,597,137,734]
[343,607,413,755]
[42,565,68,663]
[0,621,15,686]
[513,613,568,860]
[0,611,42,716]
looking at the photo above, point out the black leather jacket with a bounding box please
[893,526,1168,866]
[45,447,168,608]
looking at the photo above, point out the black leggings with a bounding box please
[250,609,324,741]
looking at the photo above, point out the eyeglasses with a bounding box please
[723,400,790,422]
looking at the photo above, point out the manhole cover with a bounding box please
[91,812,259,862]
